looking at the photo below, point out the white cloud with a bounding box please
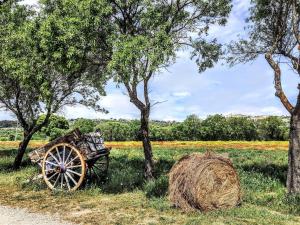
[223,105,287,116]
[0,110,15,120]
[172,91,191,98]
[209,0,251,43]
[62,91,139,120]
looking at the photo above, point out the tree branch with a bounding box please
[265,53,295,114]
[292,0,300,44]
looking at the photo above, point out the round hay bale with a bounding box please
[168,152,241,212]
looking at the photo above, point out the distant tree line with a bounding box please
[98,115,289,141]
[0,120,17,128]
[0,114,290,141]
[1,114,288,141]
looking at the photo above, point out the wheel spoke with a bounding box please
[60,173,64,189]
[53,174,61,187]
[92,167,101,180]
[45,168,56,173]
[49,152,60,164]
[65,149,73,165]
[64,174,71,190]
[67,165,83,169]
[43,144,86,191]
[62,146,66,163]
[66,155,79,167]
[93,165,103,172]
[48,172,59,181]
[56,147,63,163]
[66,172,78,186]
[67,169,82,177]
[45,160,59,167]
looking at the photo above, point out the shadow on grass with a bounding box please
[0,148,19,157]
[99,155,174,195]
[0,148,173,197]
[241,163,287,185]
[0,148,33,172]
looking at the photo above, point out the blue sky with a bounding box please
[0,0,298,121]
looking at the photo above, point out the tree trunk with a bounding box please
[140,109,154,180]
[287,113,300,193]
[13,131,33,170]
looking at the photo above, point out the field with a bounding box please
[0,141,299,225]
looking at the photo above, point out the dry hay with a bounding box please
[168,152,241,212]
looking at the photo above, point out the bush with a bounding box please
[201,114,230,140]
[227,116,259,141]
[96,122,132,141]
[8,134,15,141]
[150,125,174,141]
[103,166,144,193]
[72,118,95,134]
[38,114,69,141]
[143,175,168,198]
[258,116,289,141]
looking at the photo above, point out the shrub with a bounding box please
[96,122,132,141]
[258,116,289,141]
[227,116,259,141]
[201,114,230,140]
[102,166,144,193]
[143,175,168,198]
[39,114,69,140]
[72,118,95,134]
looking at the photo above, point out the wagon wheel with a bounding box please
[42,143,86,191]
[86,154,109,184]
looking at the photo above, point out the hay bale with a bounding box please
[168,152,241,212]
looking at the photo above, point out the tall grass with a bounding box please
[0,145,299,224]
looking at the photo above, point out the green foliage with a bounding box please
[258,116,289,141]
[227,0,299,69]
[0,0,112,167]
[143,175,168,198]
[94,115,289,141]
[96,121,133,141]
[227,116,259,141]
[201,114,230,140]
[172,115,202,141]
[150,125,174,141]
[38,114,69,140]
[108,0,232,84]
[72,118,96,134]
[0,115,291,141]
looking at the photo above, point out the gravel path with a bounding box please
[0,205,76,225]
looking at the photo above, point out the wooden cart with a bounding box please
[28,129,111,191]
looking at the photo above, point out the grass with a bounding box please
[0,143,299,224]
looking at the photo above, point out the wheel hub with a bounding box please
[59,164,67,173]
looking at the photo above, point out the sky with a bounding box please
[1,0,299,121]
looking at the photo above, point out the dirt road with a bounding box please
[0,205,76,225]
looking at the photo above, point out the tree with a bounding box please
[38,114,69,140]
[72,118,96,134]
[171,115,202,141]
[227,116,258,141]
[0,0,111,169]
[258,116,289,141]
[107,0,231,179]
[97,121,132,141]
[227,0,300,193]
[201,114,229,140]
